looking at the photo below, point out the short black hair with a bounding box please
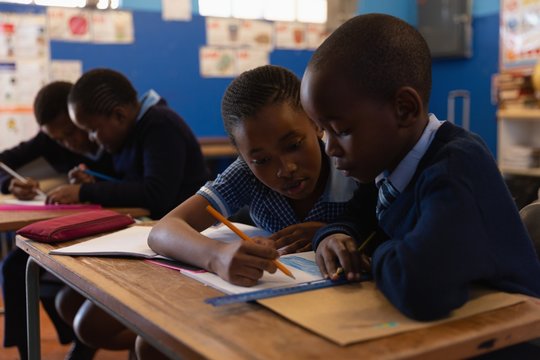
[221,65,301,144]
[309,13,432,106]
[68,68,138,116]
[33,81,72,126]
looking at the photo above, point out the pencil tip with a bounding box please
[288,273,296,279]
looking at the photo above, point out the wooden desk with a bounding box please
[0,207,149,232]
[198,137,237,159]
[17,237,540,360]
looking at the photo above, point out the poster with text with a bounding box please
[47,7,92,42]
[206,17,241,47]
[306,23,329,50]
[50,60,82,83]
[0,13,48,61]
[236,48,269,74]
[92,11,134,44]
[0,112,37,151]
[501,0,540,69]
[238,20,273,50]
[200,46,236,77]
[274,22,306,50]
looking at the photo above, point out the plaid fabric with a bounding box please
[197,157,357,233]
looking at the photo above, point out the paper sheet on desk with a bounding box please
[1,195,101,210]
[259,282,528,346]
[180,251,322,294]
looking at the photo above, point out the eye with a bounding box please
[337,129,351,137]
[286,138,304,151]
[250,157,270,166]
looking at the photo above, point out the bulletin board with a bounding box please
[500,0,540,69]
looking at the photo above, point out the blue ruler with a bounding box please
[205,275,370,306]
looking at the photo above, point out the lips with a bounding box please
[282,179,307,195]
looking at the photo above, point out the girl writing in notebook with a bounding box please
[148,64,358,286]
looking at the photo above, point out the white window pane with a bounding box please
[264,0,295,22]
[297,0,327,23]
[0,1,33,4]
[96,0,108,10]
[199,0,231,18]
[35,0,87,7]
[232,0,263,19]
[110,0,120,9]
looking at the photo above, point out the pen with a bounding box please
[333,231,376,278]
[0,161,47,198]
[205,205,296,279]
[82,169,121,183]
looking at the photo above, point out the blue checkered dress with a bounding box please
[197,156,357,233]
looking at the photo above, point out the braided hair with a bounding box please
[221,65,302,144]
[68,68,138,116]
[33,81,72,126]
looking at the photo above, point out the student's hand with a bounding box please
[316,233,371,281]
[270,222,325,255]
[209,240,278,287]
[8,178,41,200]
[69,164,95,184]
[46,184,81,204]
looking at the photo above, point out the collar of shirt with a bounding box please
[375,114,444,192]
[83,146,105,162]
[136,89,161,122]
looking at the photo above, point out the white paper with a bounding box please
[181,251,322,294]
[235,48,269,74]
[199,46,236,77]
[206,17,241,47]
[274,22,306,49]
[162,0,192,21]
[306,23,330,50]
[238,20,273,50]
[2,196,46,205]
[91,11,134,44]
[50,60,82,83]
[47,7,92,42]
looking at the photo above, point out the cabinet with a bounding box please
[497,108,540,177]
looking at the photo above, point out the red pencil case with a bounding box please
[16,209,135,243]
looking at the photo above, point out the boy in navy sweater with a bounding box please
[46,68,208,219]
[301,14,540,321]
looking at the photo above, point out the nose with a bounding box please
[277,158,297,178]
[325,133,343,158]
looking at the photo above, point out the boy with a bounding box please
[46,69,208,219]
[1,81,113,359]
[0,81,113,199]
[301,14,540,321]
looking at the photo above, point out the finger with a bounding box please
[277,239,305,255]
[322,245,340,279]
[243,242,278,260]
[251,236,275,248]
[298,243,312,252]
[359,254,372,274]
[229,275,259,287]
[345,241,363,280]
[315,249,329,278]
[269,226,295,241]
[331,241,355,281]
[233,265,264,282]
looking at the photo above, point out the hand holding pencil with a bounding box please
[0,161,47,199]
[206,205,295,280]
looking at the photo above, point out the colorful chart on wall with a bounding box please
[501,0,540,69]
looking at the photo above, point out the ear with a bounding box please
[394,87,424,128]
[111,105,132,126]
[307,117,325,139]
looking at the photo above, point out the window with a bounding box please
[199,0,327,23]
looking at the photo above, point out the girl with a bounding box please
[148,65,357,286]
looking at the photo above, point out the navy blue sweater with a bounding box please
[313,122,540,320]
[0,131,114,194]
[79,99,208,219]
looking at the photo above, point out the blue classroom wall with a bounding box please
[1,1,501,154]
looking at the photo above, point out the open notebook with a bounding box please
[49,223,272,259]
[1,196,101,210]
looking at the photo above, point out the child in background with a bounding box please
[1,81,114,360]
[135,64,357,359]
[51,68,209,359]
[0,81,113,199]
[45,68,208,219]
[301,14,540,321]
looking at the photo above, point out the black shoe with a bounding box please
[64,340,97,360]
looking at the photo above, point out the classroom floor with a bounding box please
[0,295,129,360]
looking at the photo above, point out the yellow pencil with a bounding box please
[333,231,376,278]
[206,205,295,279]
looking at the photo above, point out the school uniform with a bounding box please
[197,144,358,232]
[1,133,113,358]
[78,90,209,219]
[0,131,114,193]
[313,116,540,321]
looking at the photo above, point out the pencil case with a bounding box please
[17,209,135,243]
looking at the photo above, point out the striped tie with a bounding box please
[376,178,400,220]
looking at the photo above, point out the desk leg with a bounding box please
[26,257,41,360]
